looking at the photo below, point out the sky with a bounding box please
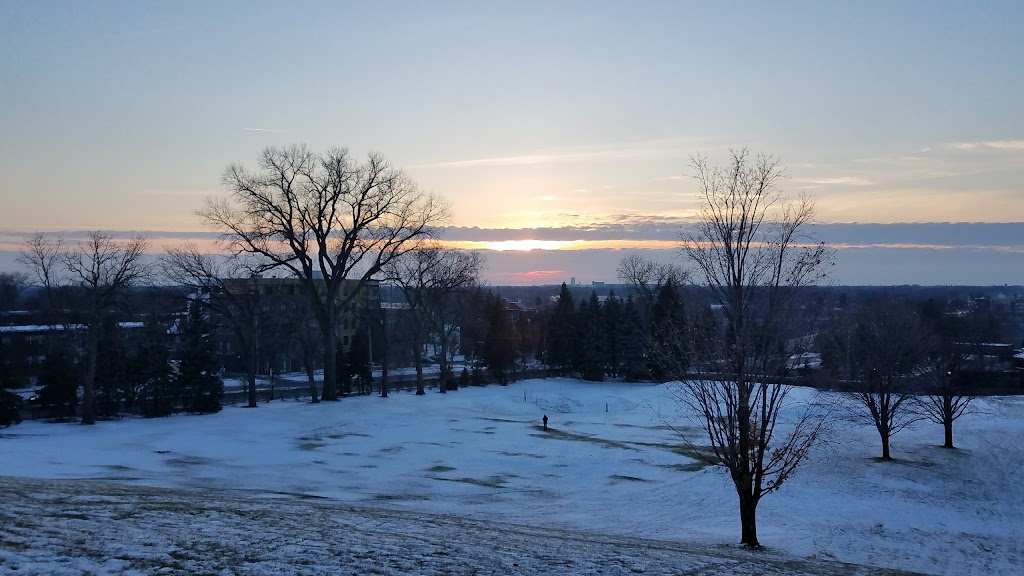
[1,0,1022,285]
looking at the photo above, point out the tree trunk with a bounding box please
[81,328,98,425]
[307,370,319,403]
[246,334,258,408]
[739,492,759,547]
[942,396,954,448]
[438,338,449,394]
[881,430,891,460]
[322,323,338,401]
[246,366,257,408]
[380,361,389,398]
[414,353,425,396]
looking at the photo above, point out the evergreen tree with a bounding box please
[0,336,23,427]
[544,283,575,375]
[648,278,688,381]
[621,296,647,382]
[130,319,175,417]
[37,342,78,420]
[576,292,605,381]
[94,318,128,419]
[482,293,517,385]
[176,302,223,414]
[603,290,623,378]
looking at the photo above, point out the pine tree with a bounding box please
[576,292,605,381]
[94,318,128,419]
[0,336,23,427]
[603,291,623,378]
[621,296,647,382]
[648,278,688,381]
[130,319,174,417]
[176,302,223,414]
[482,293,517,385]
[545,283,575,375]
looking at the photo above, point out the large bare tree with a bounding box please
[201,145,449,401]
[665,149,832,547]
[19,232,149,424]
[387,245,485,394]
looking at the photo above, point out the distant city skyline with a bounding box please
[2,1,1022,285]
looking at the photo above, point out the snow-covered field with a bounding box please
[2,379,1021,575]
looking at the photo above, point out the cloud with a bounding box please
[947,140,1024,151]
[537,196,559,201]
[243,127,285,133]
[795,176,875,186]
[413,139,701,169]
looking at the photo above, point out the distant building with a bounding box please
[213,276,380,375]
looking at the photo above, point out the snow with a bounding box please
[2,379,1022,575]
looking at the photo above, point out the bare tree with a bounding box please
[822,297,932,459]
[17,233,64,320]
[19,232,149,425]
[387,245,485,394]
[917,366,972,449]
[200,145,449,401]
[915,303,976,449]
[162,244,270,407]
[665,149,832,547]
[616,254,688,314]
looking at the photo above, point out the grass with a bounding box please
[373,493,431,502]
[530,426,638,450]
[164,455,213,467]
[476,417,524,424]
[609,475,649,483]
[425,465,456,473]
[325,433,372,440]
[628,440,719,469]
[432,475,510,489]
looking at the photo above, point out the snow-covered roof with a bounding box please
[0,322,146,333]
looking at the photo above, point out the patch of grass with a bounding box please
[432,475,509,489]
[530,427,637,450]
[326,433,372,440]
[296,442,325,451]
[426,465,456,473]
[379,446,404,454]
[628,440,718,463]
[373,493,430,502]
[497,451,546,459]
[660,462,711,473]
[476,417,522,424]
[609,475,648,483]
[164,455,212,467]
[98,464,136,472]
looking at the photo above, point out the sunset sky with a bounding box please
[2,1,1022,285]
